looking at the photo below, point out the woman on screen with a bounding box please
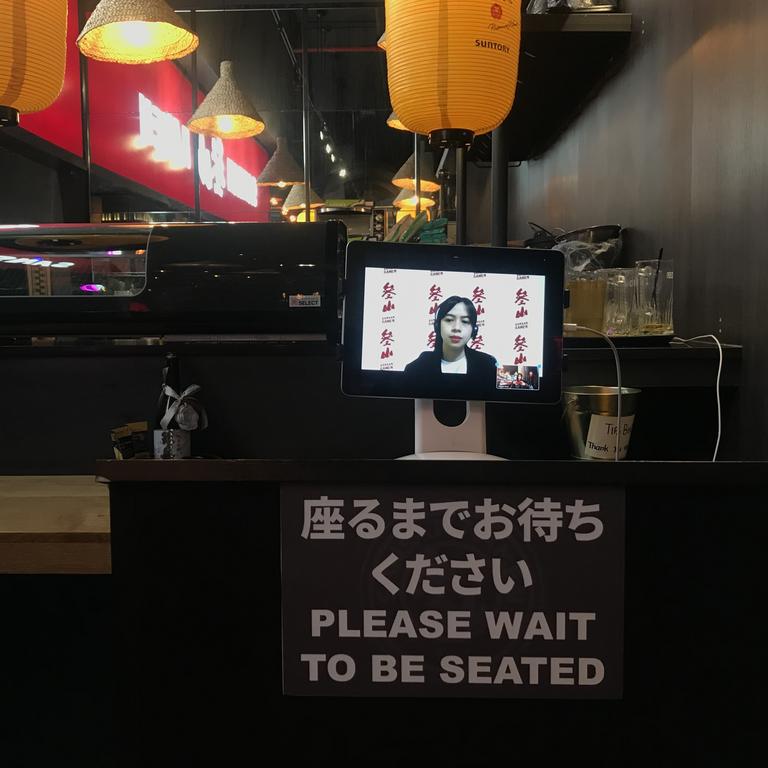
[403,296,498,387]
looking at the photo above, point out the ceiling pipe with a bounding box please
[292,47,383,53]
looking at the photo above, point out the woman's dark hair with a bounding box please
[432,296,478,351]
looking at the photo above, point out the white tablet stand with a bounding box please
[398,399,508,460]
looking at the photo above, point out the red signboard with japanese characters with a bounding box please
[281,485,625,698]
[88,60,269,221]
[17,0,267,221]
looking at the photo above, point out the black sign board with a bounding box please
[281,485,625,698]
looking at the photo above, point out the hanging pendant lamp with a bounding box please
[386,110,408,132]
[77,0,198,64]
[292,210,318,223]
[393,187,435,210]
[282,184,324,213]
[385,0,521,148]
[396,207,431,224]
[386,110,427,136]
[392,152,441,193]
[257,137,305,188]
[1,0,67,127]
[187,61,265,140]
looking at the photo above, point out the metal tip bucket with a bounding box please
[563,386,641,460]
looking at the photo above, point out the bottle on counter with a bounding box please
[155,352,181,430]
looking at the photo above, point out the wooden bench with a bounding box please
[0,476,110,574]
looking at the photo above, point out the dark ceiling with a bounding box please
[186,4,415,203]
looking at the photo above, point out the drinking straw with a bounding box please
[652,247,663,307]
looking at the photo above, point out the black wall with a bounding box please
[0,347,735,473]
[0,139,89,224]
[470,0,766,457]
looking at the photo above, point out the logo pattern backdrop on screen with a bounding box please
[362,268,546,384]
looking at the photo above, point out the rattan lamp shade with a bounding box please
[282,184,324,212]
[77,0,198,64]
[386,110,408,131]
[187,61,264,139]
[392,152,440,193]
[385,0,521,147]
[0,0,67,126]
[257,137,305,188]
[393,187,435,210]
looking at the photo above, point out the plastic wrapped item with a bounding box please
[527,0,618,11]
[551,1,618,10]
[555,238,620,274]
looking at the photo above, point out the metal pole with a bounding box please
[414,133,421,215]
[78,4,92,222]
[302,12,311,220]
[491,126,508,248]
[456,147,467,245]
[190,10,201,222]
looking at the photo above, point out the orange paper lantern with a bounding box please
[0,0,67,126]
[385,0,521,148]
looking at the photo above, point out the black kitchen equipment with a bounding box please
[523,222,559,249]
[0,221,346,341]
[524,222,622,249]
[556,224,622,245]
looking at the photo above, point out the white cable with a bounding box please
[672,335,723,462]
[564,324,623,462]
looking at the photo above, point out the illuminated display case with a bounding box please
[0,221,345,341]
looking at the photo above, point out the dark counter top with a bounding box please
[96,458,766,486]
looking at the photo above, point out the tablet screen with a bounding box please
[342,242,563,404]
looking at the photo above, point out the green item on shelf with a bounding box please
[400,210,430,242]
[384,214,413,242]
[421,217,447,231]
[417,216,448,243]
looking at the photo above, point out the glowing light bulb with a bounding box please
[325,144,332,154]
[331,154,335,163]
[277,181,287,188]
[339,169,347,178]
[115,21,154,49]
[215,115,236,133]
